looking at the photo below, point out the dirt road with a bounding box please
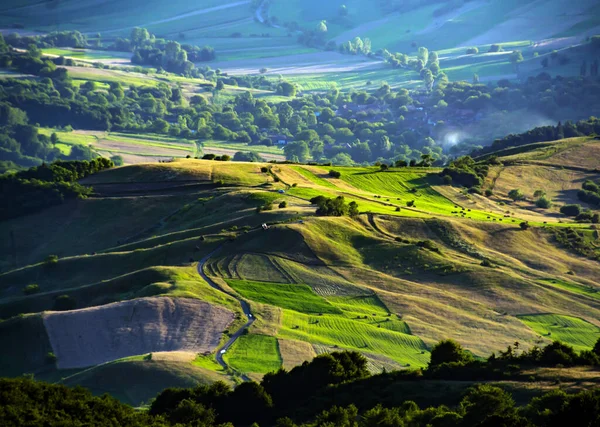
[197,247,255,380]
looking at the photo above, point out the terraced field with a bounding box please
[518,314,600,352]
[227,280,342,314]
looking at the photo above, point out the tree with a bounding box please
[466,47,479,54]
[536,196,552,209]
[279,201,287,209]
[508,189,525,201]
[277,82,297,97]
[329,170,341,178]
[284,141,310,162]
[317,20,328,33]
[23,284,40,295]
[533,189,546,198]
[460,385,517,426]
[422,69,434,91]
[510,50,524,71]
[417,47,429,66]
[429,340,474,367]
[560,204,582,216]
[593,338,600,357]
[54,294,76,311]
[348,201,359,218]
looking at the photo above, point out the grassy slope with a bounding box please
[60,356,232,407]
[0,314,54,377]
[518,314,600,352]
[224,334,282,374]
[2,155,599,379]
[226,279,342,314]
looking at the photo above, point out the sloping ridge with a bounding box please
[43,297,235,369]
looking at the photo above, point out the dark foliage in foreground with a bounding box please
[2,342,600,427]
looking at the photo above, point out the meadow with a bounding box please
[226,280,342,314]
[224,334,282,374]
[518,314,600,352]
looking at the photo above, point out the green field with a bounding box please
[227,279,342,314]
[224,334,282,374]
[279,306,429,367]
[541,279,600,301]
[518,314,600,352]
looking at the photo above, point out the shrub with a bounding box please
[54,294,76,311]
[279,201,287,209]
[202,154,216,160]
[520,222,530,230]
[443,175,452,185]
[485,189,493,197]
[560,204,582,217]
[417,240,439,252]
[44,255,59,265]
[429,339,474,367]
[508,189,524,201]
[46,352,57,364]
[23,284,40,295]
[329,170,341,178]
[535,196,552,209]
[261,167,269,173]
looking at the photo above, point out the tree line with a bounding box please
[2,337,600,426]
[0,158,113,220]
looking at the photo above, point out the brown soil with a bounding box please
[44,297,235,369]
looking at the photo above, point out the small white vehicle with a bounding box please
[220,349,226,354]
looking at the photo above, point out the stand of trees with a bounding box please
[475,117,600,157]
[115,28,215,75]
[2,41,600,170]
[0,159,113,220]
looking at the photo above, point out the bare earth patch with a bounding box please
[44,297,235,369]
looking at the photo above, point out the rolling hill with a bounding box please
[0,136,599,405]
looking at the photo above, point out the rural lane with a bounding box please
[197,247,255,380]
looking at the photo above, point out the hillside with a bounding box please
[1,139,599,405]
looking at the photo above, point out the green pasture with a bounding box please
[226,279,342,314]
[518,313,600,352]
[223,334,282,374]
[540,279,600,301]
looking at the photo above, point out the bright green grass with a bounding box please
[192,354,224,372]
[54,143,72,155]
[223,334,282,374]
[518,314,600,352]
[279,308,429,367]
[327,167,457,213]
[226,279,342,314]
[38,128,100,145]
[42,48,130,61]
[541,279,600,301]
